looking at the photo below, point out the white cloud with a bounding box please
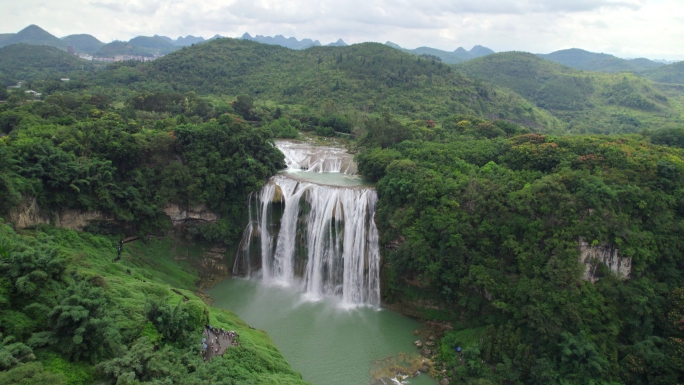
[0,0,681,60]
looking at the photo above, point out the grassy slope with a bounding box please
[459,52,684,134]
[140,38,562,131]
[1,222,309,384]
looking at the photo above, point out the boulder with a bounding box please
[440,378,450,385]
[421,348,432,357]
[414,340,423,348]
[421,363,430,373]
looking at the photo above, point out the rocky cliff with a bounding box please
[579,237,632,282]
[9,197,219,230]
[9,197,113,230]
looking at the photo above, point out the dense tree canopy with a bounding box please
[357,117,684,384]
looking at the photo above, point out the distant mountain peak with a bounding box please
[240,33,321,50]
[327,39,347,47]
[385,41,402,49]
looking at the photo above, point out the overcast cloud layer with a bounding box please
[1,0,682,60]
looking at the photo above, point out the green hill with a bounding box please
[62,34,104,54]
[386,42,494,64]
[128,36,180,54]
[459,52,683,134]
[139,38,561,130]
[538,48,663,73]
[96,41,154,57]
[642,61,684,85]
[0,44,94,81]
[0,24,67,50]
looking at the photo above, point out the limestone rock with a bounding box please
[421,363,430,373]
[440,378,450,385]
[163,203,219,225]
[579,237,631,282]
[9,197,49,228]
[10,196,113,230]
[421,348,431,357]
[414,340,423,348]
[54,209,112,230]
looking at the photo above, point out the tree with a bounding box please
[232,95,255,121]
[32,280,122,362]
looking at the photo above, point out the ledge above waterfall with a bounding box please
[275,140,373,187]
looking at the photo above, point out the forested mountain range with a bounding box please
[385,41,495,63]
[538,48,664,73]
[459,52,684,134]
[138,38,561,130]
[0,25,68,50]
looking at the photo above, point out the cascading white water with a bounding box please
[277,140,358,175]
[233,141,380,307]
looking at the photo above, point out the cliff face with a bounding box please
[9,197,220,230]
[9,197,113,230]
[163,203,220,225]
[579,237,632,282]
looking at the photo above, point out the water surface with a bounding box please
[207,279,436,385]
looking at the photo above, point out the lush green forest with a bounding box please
[133,39,562,130]
[2,36,684,385]
[356,114,684,384]
[0,81,313,383]
[459,52,684,135]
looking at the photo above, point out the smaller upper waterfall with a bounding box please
[277,140,358,175]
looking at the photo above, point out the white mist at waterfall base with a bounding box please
[233,141,380,308]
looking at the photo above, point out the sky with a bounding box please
[1,0,683,60]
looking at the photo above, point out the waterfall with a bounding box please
[233,142,380,307]
[276,140,358,175]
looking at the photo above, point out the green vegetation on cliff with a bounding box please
[0,82,304,384]
[357,115,684,384]
[0,88,283,243]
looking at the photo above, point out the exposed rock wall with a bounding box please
[9,197,219,230]
[163,204,220,225]
[9,197,113,230]
[579,237,632,282]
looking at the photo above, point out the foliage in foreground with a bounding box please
[0,223,309,384]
